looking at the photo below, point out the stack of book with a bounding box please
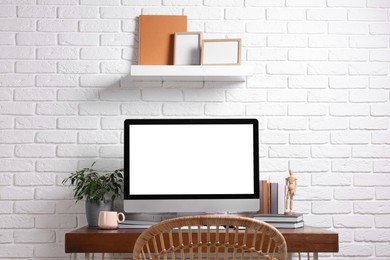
[259,180,286,215]
[252,213,304,229]
[256,179,303,229]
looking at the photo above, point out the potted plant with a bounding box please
[62,162,124,227]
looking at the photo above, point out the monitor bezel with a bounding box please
[124,118,259,201]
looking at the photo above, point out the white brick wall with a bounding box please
[0,1,389,259]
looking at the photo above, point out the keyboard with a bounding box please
[118,221,226,230]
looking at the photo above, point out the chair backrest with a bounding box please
[133,215,287,260]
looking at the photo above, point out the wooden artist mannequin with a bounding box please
[285,169,297,214]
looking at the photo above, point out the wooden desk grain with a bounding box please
[65,226,338,254]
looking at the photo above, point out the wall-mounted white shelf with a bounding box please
[130,65,253,82]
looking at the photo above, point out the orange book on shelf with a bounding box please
[138,15,187,65]
[260,180,270,214]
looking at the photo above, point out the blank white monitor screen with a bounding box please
[124,119,259,213]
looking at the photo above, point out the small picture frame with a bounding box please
[201,39,241,66]
[174,32,202,65]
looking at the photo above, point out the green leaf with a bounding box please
[62,162,124,203]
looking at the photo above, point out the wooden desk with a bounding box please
[65,226,338,255]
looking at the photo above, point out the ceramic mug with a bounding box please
[98,211,125,229]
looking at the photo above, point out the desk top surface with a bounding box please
[65,225,339,253]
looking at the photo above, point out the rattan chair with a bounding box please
[132,215,287,260]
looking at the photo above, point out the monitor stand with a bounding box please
[123,213,179,224]
[123,212,209,225]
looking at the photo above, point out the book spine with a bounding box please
[258,180,262,213]
[268,221,304,229]
[270,183,278,215]
[260,180,270,214]
[277,182,286,215]
[253,217,303,223]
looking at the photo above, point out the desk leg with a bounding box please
[290,252,319,260]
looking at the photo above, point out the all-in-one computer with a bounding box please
[123,118,259,218]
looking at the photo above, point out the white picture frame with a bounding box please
[174,32,202,65]
[201,39,241,66]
